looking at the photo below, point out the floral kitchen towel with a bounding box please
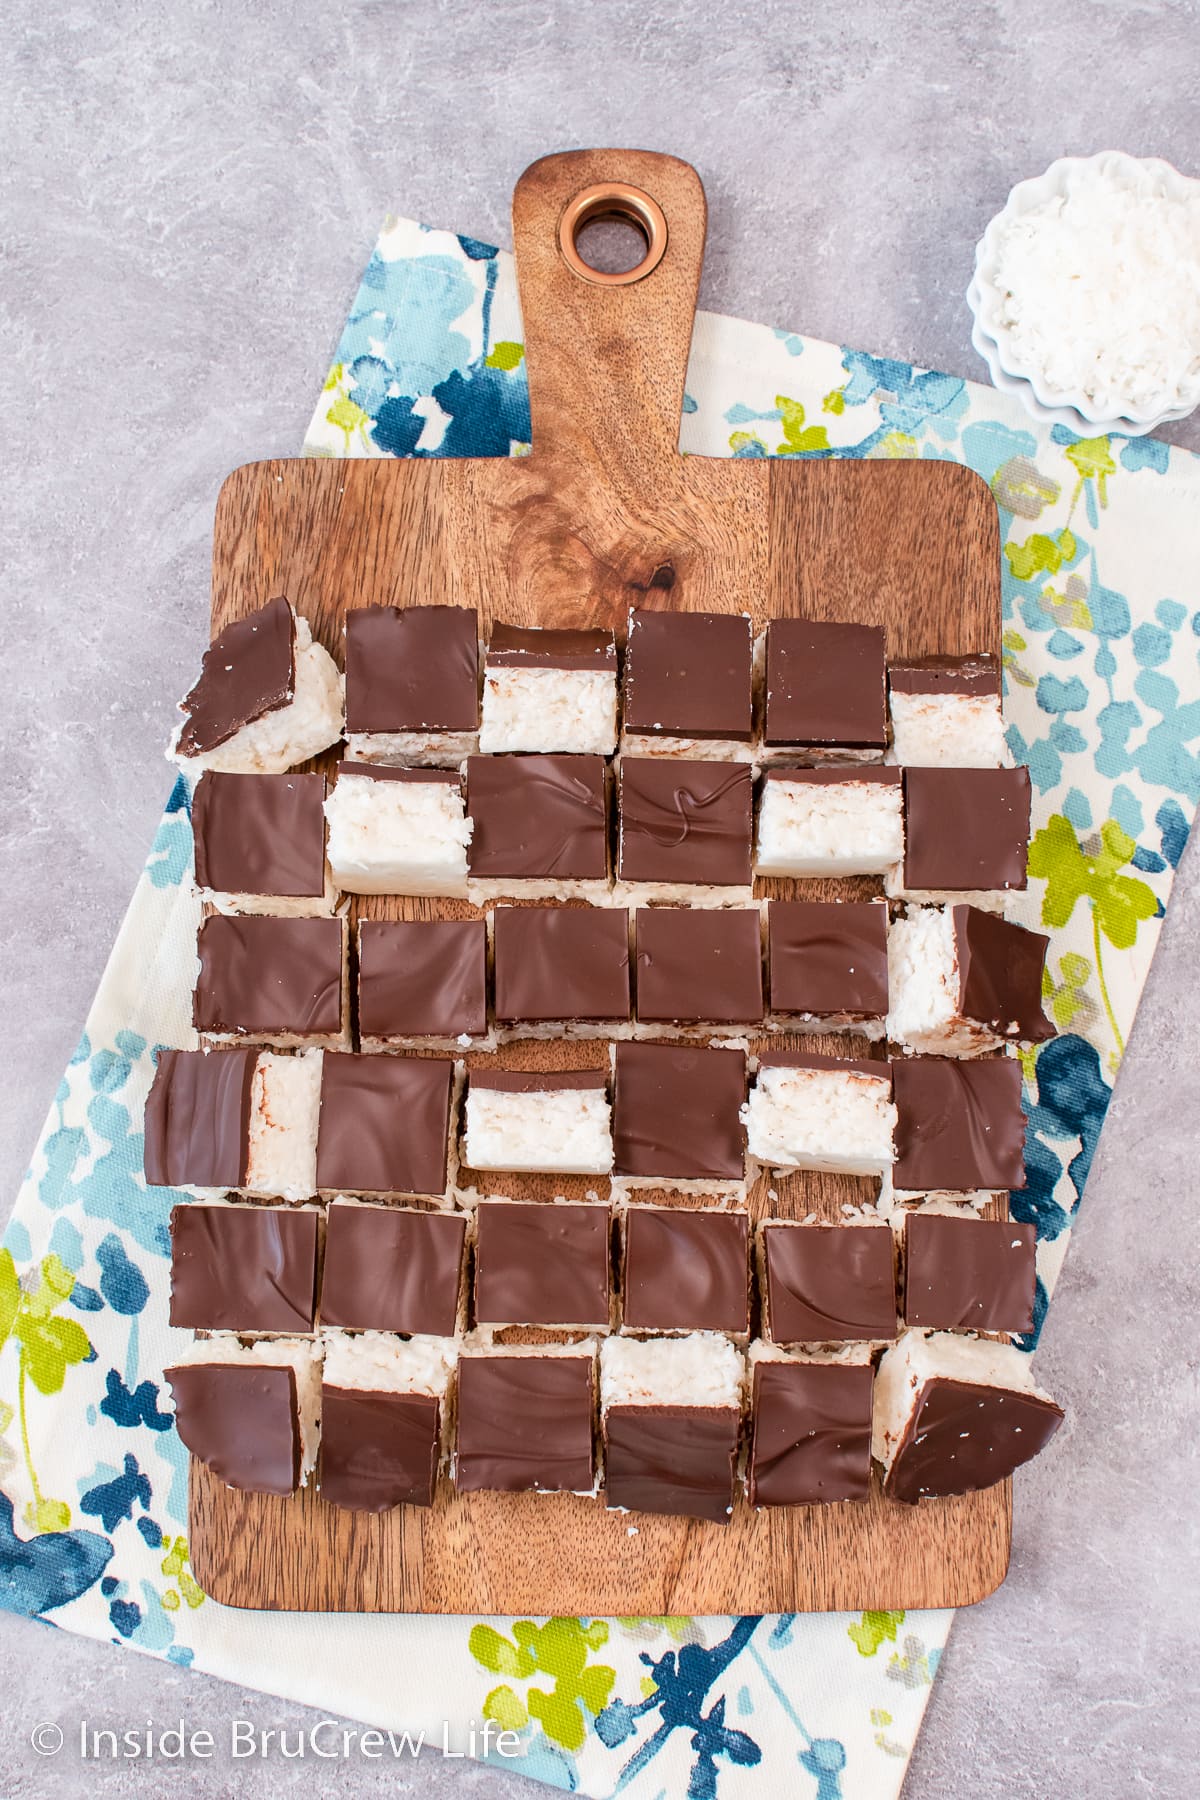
[2,214,1198,1800]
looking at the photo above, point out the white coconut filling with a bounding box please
[345,729,478,767]
[748,1338,873,1370]
[872,1328,1053,1473]
[463,1088,614,1174]
[242,1050,322,1202]
[887,907,1002,1057]
[756,778,903,877]
[169,1335,323,1481]
[321,1329,457,1398]
[480,667,618,755]
[875,1171,998,1215]
[619,733,755,762]
[197,872,336,919]
[600,1331,744,1410]
[883,866,1010,912]
[889,690,1008,769]
[323,774,471,897]
[170,617,344,775]
[742,1065,897,1175]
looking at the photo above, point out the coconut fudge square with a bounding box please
[742,1052,896,1177]
[358,918,488,1048]
[344,604,479,762]
[480,623,618,755]
[892,1056,1027,1191]
[466,754,608,889]
[474,1201,612,1329]
[165,1338,322,1495]
[463,1070,613,1175]
[622,1208,750,1336]
[748,1351,874,1505]
[622,608,754,753]
[760,1220,897,1344]
[600,1334,743,1522]
[889,653,1006,767]
[903,1213,1037,1333]
[144,1047,258,1189]
[887,906,1054,1056]
[315,1053,454,1198]
[634,907,763,1027]
[169,1203,318,1334]
[613,1043,746,1184]
[492,905,630,1027]
[192,772,328,913]
[755,767,903,877]
[320,1332,456,1511]
[455,1349,596,1494]
[768,900,889,1024]
[617,759,753,889]
[320,1200,466,1335]
[764,619,886,755]
[901,766,1031,894]
[194,914,346,1048]
[240,1049,321,1202]
[324,764,472,897]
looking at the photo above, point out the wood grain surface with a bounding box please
[193,148,1009,1614]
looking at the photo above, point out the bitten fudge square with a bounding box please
[193,914,347,1048]
[742,1051,896,1177]
[892,1055,1027,1192]
[634,906,763,1028]
[887,905,1054,1056]
[474,1200,612,1329]
[898,766,1031,895]
[492,905,630,1030]
[613,1042,747,1186]
[768,899,889,1026]
[600,1334,744,1523]
[759,1219,897,1345]
[466,754,609,892]
[324,763,472,897]
[358,917,488,1049]
[480,623,618,755]
[343,604,479,763]
[191,771,329,913]
[747,1345,875,1506]
[165,1338,323,1496]
[621,608,754,754]
[454,1347,597,1494]
[462,1070,613,1175]
[763,619,887,756]
[143,1047,258,1190]
[315,1052,454,1199]
[319,1199,467,1336]
[320,1331,457,1512]
[617,758,753,891]
[903,1212,1037,1334]
[755,767,903,878]
[621,1207,750,1337]
[169,1202,319,1334]
[888,653,1006,768]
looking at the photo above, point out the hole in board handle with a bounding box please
[557,183,668,286]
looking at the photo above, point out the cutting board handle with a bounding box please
[511,150,707,467]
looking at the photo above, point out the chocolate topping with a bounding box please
[192,772,327,899]
[169,1204,318,1332]
[344,605,479,733]
[764,619,887,749]
[748,1360,874,1506]
[603,1405,739,1522]
[634,907,764,1026]
[176,596,296,757]
[763,764,901,787]
[617,759,753,886]
[613,1042,746,1181]
[487,622,617,668]
[193,915,344,1038]
[622,1208,749,1334]
[892,1056,1027,1191]
[454,1354,596,1494]
[762,1223,897,1343]
[320,1388,441,1511]
[884,1376,1064,1504]
[622,609,754,741]
[474,1202,611,1327]
[315,1053,453,1196]
[166,1361,299,1495]
[903,1214,1037,1333]
[320,1203,466,1334]
[889,653,1001,697]
[468,1068,608,1093]
[902,767,1031,892]
[492,905,630,1024]
[467,754,608,880]
[953,907,1055,1044]
[757,1049,891,1084]
[143,1048,257,1189]
[358,918,487,1041]
[768,900,889,1018]
[336,762,462,785]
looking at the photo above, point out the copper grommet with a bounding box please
[557,182,668,286]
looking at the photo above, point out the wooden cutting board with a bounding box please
[191,149,1008,1614]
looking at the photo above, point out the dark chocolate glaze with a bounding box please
[488,623,616,668]
[166,1361,299,1495]
[466,754,608,880]
[316,1053,453,1196]
[176,595,296,757]
[358,918,487,1041]
[454,1354,595,1493]
[903,1214,1037,1333]
[762,765,900,787]
[193,915,344,1038]
[884,1376,1064,1503]
[763,1223,897,1343]
[344,604,479,733]
[617,759,753,886]
[143,1048,257,1189]
[757,1049,891,1084]
[468,1068,608,1093]
[603,1404,739,1522]
[634,906,763,1026]
[192,771,327,898]
[320,1203,466,1334]
[902,767,1031,892]
[622,1208,749,1333]
[613,1042,746,1180]
[892,1056,1027,1191]
[764,619,887,749]
[953,907,1055,1043]
[474,1202,611,1327]
[336,762,462,785]
[889,653,1000,696]
[748,1360,874,1505]
[493,905,630,1024]
[169,1204,318,1332]
[320,1388,441,1512]
[622,609,754,740]
[768,900,889,1018]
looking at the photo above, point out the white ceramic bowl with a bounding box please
[967,151,1200,437]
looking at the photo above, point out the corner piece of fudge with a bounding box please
[192,771,331,914]
[164,1337,323,1495]
[193,914,348,1050]
[887,905,1054,1055]
[600,1332,744,1522]
[888,653,1006,768]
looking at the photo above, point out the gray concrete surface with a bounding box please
[2,2,1198,1796]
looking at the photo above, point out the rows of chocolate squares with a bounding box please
[146,1044,1030,1199]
